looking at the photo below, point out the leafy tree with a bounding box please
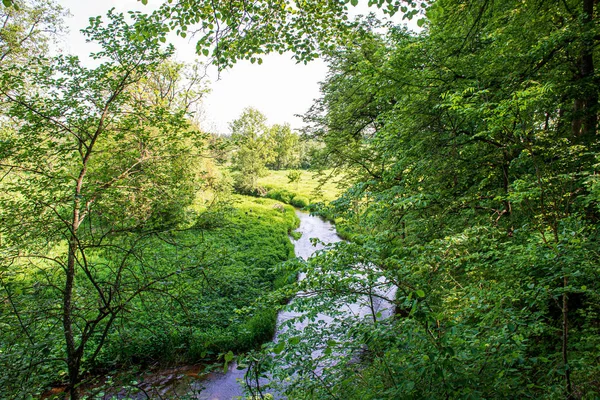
[303,20,393,183]
[230,107,275,193]
[149,0,433,68]
[0,0,66,65]
[296,136,323,169]
[287,169,301,189]
[131,59,209,119]
[0,10,207,399]
[266,123,299,170]
[246,1,600,399]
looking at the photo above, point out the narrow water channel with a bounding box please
[190,210,342,399]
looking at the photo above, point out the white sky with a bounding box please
[55,0,407,134]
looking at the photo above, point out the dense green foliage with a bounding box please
[0,5,299,399]
[96,196,298,369]
[153,0,428,69]
[255,1,600,399]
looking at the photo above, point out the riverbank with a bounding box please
[26,196,300,399]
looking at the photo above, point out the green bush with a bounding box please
[265,188,310,209]
[289,196,309,208]
[266,188,295,204]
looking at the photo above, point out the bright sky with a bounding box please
[55,0,407,134]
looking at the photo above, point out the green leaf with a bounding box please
[409,299,418,316]
[289,336,301,345]
[416,289,425,298]
[273,341,285,354]
[224,350,234,362]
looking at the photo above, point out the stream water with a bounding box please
[96,210,395,399]
[188,211,344,399]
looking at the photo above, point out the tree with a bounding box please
[245,1,600,398]
[0,0,66,65]
[131,59,209,119]
[0,10,207,399]
[150,0,431,68]
[286,169,301,189]
[230,107,275,193]
[266,123,300,170]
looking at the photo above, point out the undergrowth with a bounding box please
[0,196,299,398]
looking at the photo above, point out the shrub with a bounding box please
[266,188,295,204]
[286,170,302,185]
[290,196,309,208]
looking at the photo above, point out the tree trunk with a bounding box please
[65,219,80,399]
[563,275,572,398]
[64,171,85,400]
[574,0,598,140]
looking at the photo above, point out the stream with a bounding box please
[187,210,346,399]
[102,210,395,399]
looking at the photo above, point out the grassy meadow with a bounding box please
[258,169,344,207]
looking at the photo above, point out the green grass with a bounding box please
[99,196,300,364]
[0,195,300,398]
[258,169,344,206]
